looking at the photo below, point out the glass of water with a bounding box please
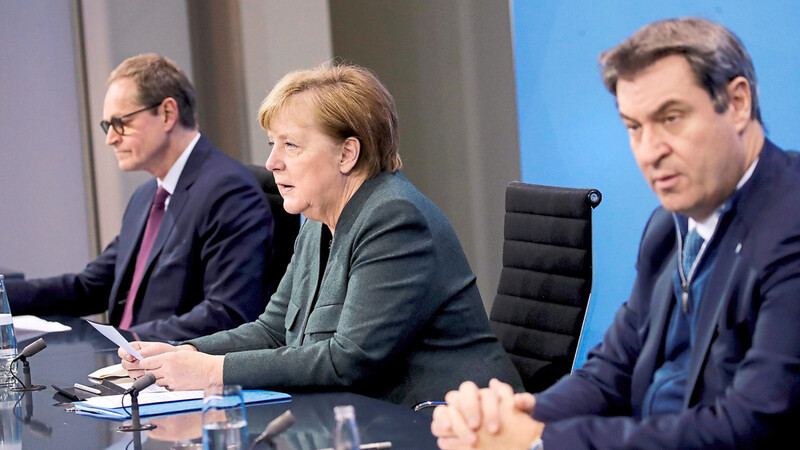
[202,384,248,450]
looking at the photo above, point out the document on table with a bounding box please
[13,315,72,342]
[88,363,129,380]
[85,387,203,409]
[72,389,292,420]
[85,320,144,360]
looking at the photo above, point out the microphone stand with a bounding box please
[11,338,47,392]
[117,389,156,432]
[117,374,157,432]
[11,355,45,392]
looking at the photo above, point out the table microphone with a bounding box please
[11,338,47,392]
[251,410,295,449]
[12,338,46,362]
[124,372,156,395]
[118,372,157,432]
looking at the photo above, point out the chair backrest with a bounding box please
[490,182,601,393]
[246,165,301,294]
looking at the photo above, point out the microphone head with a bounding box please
[129,372,156,394]
[254,410,295,444]
[12,338,47,362]
[21,338,47,358]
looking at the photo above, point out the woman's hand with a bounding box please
[119,341,198,381]
[131,351,224,391]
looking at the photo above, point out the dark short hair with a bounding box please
[599,17,761,123]
[259,62,401,177]
[108,53,197,128]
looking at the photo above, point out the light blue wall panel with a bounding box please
[511,1,800,368]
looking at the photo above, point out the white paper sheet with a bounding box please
[88,363,128,380]
[83,388,203,408]
[13,315,72,341]
[85,320,144,360]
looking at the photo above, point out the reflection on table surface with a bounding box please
[1,316,437,449]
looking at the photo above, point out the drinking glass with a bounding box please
[202,384,248,450]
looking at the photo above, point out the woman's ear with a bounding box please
[339,137,361,173]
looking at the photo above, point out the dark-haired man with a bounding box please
[433,17,800,449]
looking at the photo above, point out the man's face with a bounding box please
[616,54,748,220]
[102,77,168,175]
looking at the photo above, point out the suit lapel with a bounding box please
[139,136,213,284]
[109,181,157,317]
[683,217,748,406]
[632,255,677,407]
[683,140,782,406]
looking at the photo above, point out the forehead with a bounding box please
[267,98,321,136]
[615,55,708,118]
[103,78,140,118]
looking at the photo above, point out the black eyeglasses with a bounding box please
[100,101,163,136]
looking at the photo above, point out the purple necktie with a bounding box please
[119,186,169,330]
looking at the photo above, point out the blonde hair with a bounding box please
[259,63,401,177]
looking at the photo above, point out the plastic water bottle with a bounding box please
[333,405,360,450]
[0,275,18,387]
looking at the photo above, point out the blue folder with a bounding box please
[72,390,291,420]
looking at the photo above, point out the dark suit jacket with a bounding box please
[534,140,800,448]
[187,171,523,407]
[7,136,274,340]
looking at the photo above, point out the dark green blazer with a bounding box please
[188,171,522,406]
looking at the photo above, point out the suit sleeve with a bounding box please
[128,173,273,340]
[185,238,298,353]
[4,238,119,317]
[196,199,441,389]
[533,215,800,448]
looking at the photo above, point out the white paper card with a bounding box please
[85,320,144,360]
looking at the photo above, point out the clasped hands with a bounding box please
[431,379,544,450]
[118,342,224,391]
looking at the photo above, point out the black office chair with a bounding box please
[489,181,601,394]
[411,182,602,412]
[247,165,301,295]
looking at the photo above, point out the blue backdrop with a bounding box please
[511,1,800,368]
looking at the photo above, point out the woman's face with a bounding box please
[265,101,349,226]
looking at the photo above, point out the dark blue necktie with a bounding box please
[681,228,705,277]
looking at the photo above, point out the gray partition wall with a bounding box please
[1,0,519,313]
[0,1,92,278]
[329,0,521,308]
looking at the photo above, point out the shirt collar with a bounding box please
[688,156,760,241]
[157,132,201,195]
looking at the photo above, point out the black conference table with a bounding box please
[1,316,438,449]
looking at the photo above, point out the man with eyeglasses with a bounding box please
[5,54,274,340]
